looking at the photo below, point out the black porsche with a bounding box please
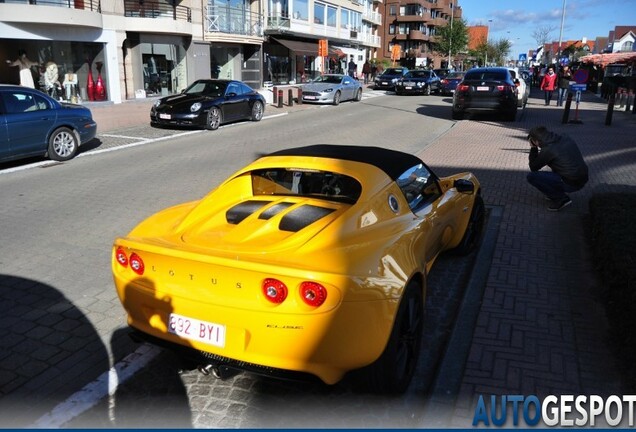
[150,79,266,130]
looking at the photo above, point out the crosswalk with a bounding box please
[361,88,390,100]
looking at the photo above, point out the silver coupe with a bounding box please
[300,74,363,105]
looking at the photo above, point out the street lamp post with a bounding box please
[484,19,492,66]
[557,0,566,69]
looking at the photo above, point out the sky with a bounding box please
[457,0,636,60]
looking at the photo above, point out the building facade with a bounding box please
[379,0,459,69]
[1,0,383,103]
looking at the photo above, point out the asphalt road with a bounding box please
[0,92,485,427]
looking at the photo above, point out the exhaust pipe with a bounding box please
[197,364,221,378]
[197,363,239,379]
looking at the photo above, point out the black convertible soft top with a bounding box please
[267,145,424,180]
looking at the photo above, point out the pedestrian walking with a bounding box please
[556,65,572,106]
[362,60,371,84]
[347,56,357,79]
[540,66,557,105]
[370,61,378,81]
[526,126,589,211]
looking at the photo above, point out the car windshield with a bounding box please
[406,71,431,78]
[383,68,405,75]
[311,75,343,84]
[465,71,508,81]
[251,168,362,204]
[446,72,465,79]
[184,81,227,97]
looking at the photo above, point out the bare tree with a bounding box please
[531,25,557,48]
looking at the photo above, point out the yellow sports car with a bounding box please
[112,145,484,393]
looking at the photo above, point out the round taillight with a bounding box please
[262,278,287,304]
[300,281,327,307]
[115,247,128,267]
[129,253,145,275]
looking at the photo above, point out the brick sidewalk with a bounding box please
[418,90,635,426]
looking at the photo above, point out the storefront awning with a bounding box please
[271,38,346,58]
[272,38,319,57]
[579,52,636,67]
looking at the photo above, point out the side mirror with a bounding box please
[454,179,475,194]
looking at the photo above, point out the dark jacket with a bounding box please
[558,68,572,89]
[529,131,589,187]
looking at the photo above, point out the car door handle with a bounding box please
[40,117,50,121]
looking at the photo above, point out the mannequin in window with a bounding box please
[6,49,40,88]
[63,69,78,101]
[44,61,60,98]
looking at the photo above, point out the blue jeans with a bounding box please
[544,90,554,105]
[527,171,582,201]
[557,88,568,106]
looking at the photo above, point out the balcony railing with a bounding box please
[266,14,290,30]
[362,10,381,24]
[2,0,100,11]
[206,6,263,37]
[124,0,191,22]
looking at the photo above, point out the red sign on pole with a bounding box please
[318,39,328,57]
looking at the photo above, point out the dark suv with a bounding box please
[374,67,409,90]
[452,67,518,121]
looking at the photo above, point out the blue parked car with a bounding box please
[440,71,466,95]
[0,84,97,163]
[374,67,409,91]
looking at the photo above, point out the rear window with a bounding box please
[465,71,508,81]
[383,68,405,75]
[251,168,362,204]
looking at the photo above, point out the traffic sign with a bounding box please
[519,53,527,61]
[573,69,589,84]
[570,84,587,91]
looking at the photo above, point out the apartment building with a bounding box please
[380,0,459,69]
[0,0,382,103]
[263,0,382,84]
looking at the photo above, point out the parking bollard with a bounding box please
[273,87,278,105]
[297,88,302,105]
[605,93,615,126]
[277,89,283,108]
[288,89,293,107]
[562,92,573,124]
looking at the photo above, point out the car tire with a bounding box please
[452,194,485,255]
[355,88,362,101]
[395,89,402,95]
[354,280,423,394]
[424,86,431,96]
[206,107,222,130]
[251,101,264,121]
[332,91,341,106]
[452,109,464,120]
[47,127,78,162]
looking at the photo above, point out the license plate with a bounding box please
[304,96,316,100]
[405,86,412,90]
[159,113,171,119]
[381,82,388,85]
[477,86,489,91]
[168,313,226,347]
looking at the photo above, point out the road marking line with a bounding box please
[30,343,162,428]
